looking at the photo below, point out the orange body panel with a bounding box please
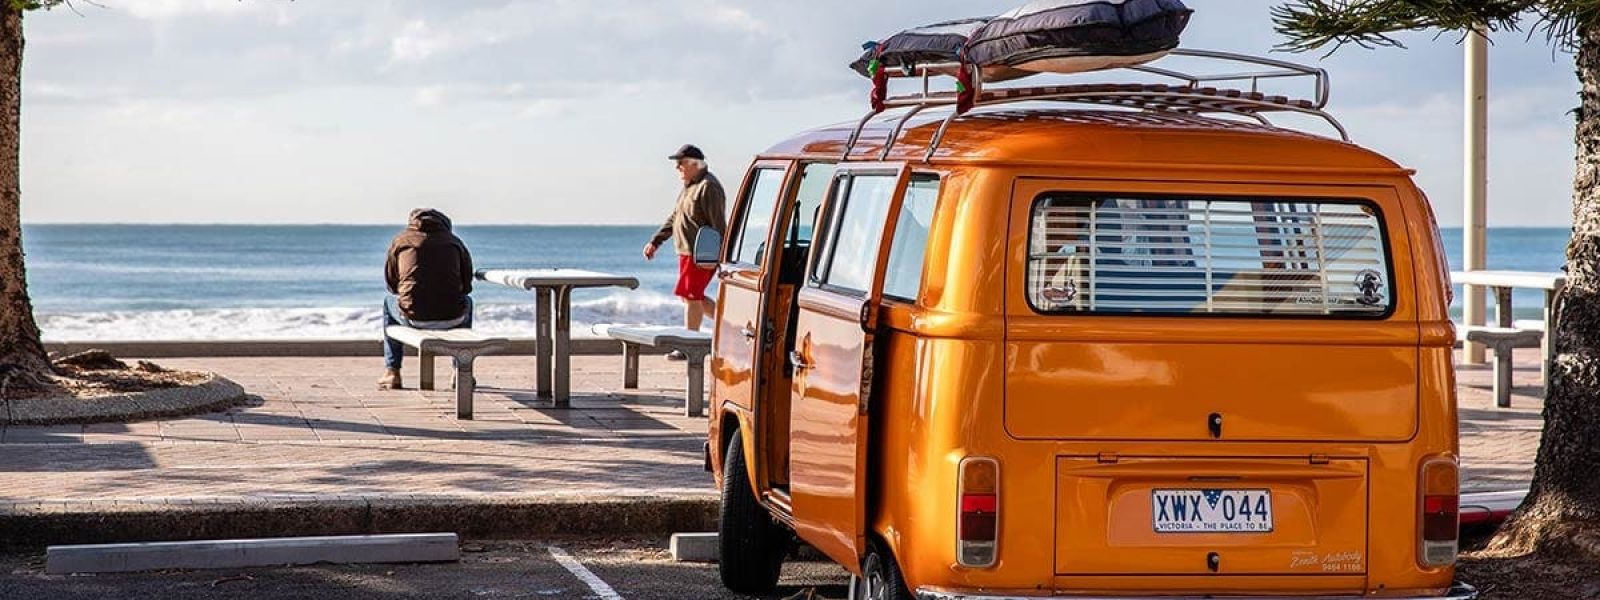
[788,287,875,567]
[707,110,1462,598]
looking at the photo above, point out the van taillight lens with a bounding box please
[958,457,999,568]
[1420,457,1460,567]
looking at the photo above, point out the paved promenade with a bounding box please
[1455,351,1545,492]
[0,350,1542,517]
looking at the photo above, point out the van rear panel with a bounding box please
[1004,186,1421,444]
[1004,330,1419,442]
[1054,456,1368,576]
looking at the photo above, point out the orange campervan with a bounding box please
[693,49,1473,599]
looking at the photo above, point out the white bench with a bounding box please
[594,325,713,417]
[383,326,511,419]
[1464,326,1544,409]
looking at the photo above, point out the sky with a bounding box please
[15,0,1583,227]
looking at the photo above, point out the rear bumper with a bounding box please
[916,583,1477,600]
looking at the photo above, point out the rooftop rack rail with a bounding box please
[841,48,1350,162]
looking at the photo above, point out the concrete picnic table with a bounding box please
[476,269,640,406]
[1452,270,1567,383]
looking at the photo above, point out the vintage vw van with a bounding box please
[699,51,1471,599]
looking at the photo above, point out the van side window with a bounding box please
[882,175,941,301]
[728,168,785,266]
[812,174,899,294]
[787,163,837,248]
[1028,195,1393,317]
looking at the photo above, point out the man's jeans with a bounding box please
[382,296,473,370]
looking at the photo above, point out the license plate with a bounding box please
[1152,489,1273,533]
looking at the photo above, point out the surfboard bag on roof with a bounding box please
[965,0,1193,75]
[857,18,1030,81]
[849,18,980,78]
[849,18,1030,82]
[851,18,1034,112]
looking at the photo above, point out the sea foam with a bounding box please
[37,291,686,341]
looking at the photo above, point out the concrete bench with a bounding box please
[383,326,511,419]
[594,325,712,417]
[1464,326,1544,409]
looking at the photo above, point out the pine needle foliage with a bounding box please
[1273,0,1600,52]
[9,1,68,10]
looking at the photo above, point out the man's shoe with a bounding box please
[665,349,688,362]
[378,369,403,390]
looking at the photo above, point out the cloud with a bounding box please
[109,0,283,20]
[706,6,770,35]
[389,19,453,64]
[519,98,573,119]
[13,0,1585,226]
[411,85,447,107]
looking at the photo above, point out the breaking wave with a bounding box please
[37,292,687,341]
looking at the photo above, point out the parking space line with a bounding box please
[548,546,624,600]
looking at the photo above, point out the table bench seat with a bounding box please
[594,325,712,417]
[383,326,511,419]
[1464,326,1545,409]
[476,269,640,407]
[1452,269,1567,396]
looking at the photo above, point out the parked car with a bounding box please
[697,50,1473,599]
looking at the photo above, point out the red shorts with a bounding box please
[675,255,716,301]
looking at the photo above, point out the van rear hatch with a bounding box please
[1055,456,1368,576]
[1008,194,1418,442]
[1003,329,1418,441]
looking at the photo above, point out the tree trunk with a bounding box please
[0,5,51,400]
[1485,25,1600,558]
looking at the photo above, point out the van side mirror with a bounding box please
[693,226,723,269]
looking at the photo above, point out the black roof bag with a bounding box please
[965,0,1192,75]
[849,18,1031,83]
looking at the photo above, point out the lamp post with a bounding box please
[1463,27,1489,364]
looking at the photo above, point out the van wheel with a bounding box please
[859,541,912,600]
[718,436,786,594]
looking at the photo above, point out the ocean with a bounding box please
[17,225,1571,341]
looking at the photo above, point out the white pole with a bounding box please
[1464,28,1489,364]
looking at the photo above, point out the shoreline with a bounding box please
[44,336,640,358]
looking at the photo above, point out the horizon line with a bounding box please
[19,221,668,228]
[17,222,1576,229]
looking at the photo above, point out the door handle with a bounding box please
[740,325,757,341]
[790,351,812,371]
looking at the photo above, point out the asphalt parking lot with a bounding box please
[0,538,854,600]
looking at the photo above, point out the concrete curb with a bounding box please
[0,494,718,551]
[4,375,248,426]
[46,533,462,574]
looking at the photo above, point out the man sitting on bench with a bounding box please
[380,208,474,390]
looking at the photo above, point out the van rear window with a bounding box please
[1027,195,1393,317]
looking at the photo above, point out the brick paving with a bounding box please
[0,350,1542,515]
[0,355,715,513]
[1454,350,1545,493]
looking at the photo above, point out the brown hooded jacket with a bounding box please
[385,209,473,322]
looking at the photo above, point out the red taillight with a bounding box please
[1419,457,1460,567]
[957,458,998,568]
[959,494,997,541]
[1423,495,1460,541]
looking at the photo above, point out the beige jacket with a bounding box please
[650,171,727,256]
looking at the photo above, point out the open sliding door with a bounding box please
[786,162,911,570]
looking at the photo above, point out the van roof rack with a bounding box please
[842,48,1350,162]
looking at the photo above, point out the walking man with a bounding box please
[643,144,726,360]
[380,208,475,389]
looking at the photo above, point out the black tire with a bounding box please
[718,435,786,594]
[858,541,913,600]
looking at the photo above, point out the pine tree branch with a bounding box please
[8,0,66,10]
[1274,0,1600,54]
[1272,0,1543,53]
[1530,0,1600,49]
